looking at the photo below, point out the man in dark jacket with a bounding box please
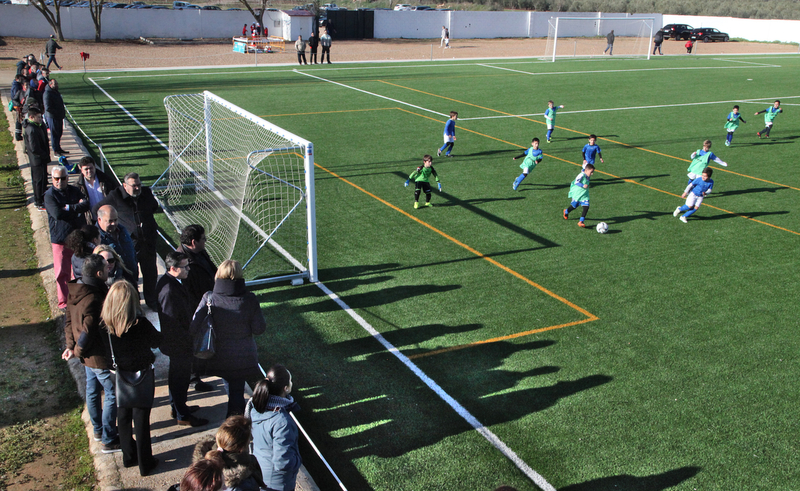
[96,204,138,286]
[62,254,121,453]
[43,79,68,156]
[45,165,89,309]
[45,34,63,70]
[156,251,210,427]
[23,107,50,209]
[94,172,160,309]
[76,156,118,223]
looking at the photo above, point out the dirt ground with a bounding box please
[1,35,798,71]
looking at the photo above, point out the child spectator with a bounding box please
[724,105,746,146]
[437,111,458,157]
[192,416,265,491]
[673,167,713,223]
[685,39,693,53]
[581,134,604,169]
[512,137,543,191]
[179,457,224,491]
[248,365,302,491]
[563,163,594,228]
[756,100,783,139]
[405,154,441,208]
[687,140,726,184]
[544,100,564,143]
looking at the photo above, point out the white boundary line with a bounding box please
[710,58,782,67]
[477,62,781,78]
[314,281,557,491]
[88,76,554,491]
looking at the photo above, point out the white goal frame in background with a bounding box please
[154,91,317,286]
[545,16,655,61]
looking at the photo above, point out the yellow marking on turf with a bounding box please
[314,161,599,322]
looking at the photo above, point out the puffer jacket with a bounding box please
[250,404,301,491]
[64,276,110,369]
[192,437,265,491]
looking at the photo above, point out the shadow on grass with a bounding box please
[701,210,790,220]
[711,186,789,197]
[559,465,702,490]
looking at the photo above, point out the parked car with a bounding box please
[394,3,412,10]
[321,2,337,9]
[659,23,694,40]
[691,27,730,42]
[412,5,433,9]
[150,5,168,9]
[201,5,220,9]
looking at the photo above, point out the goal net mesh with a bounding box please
[544,17,654,60]
[156,91,315,284]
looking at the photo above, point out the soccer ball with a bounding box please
[596,222,609,234]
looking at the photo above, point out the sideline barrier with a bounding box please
[233,36,286,54]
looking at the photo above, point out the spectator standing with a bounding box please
[102,280,162,476]
[94,244,131,286]
[45,165,90,309]
[76,156,119,223]
[62,254,120,453]
[440,25,448,48]
[176,224,217,309]
[308,31,319,64]
[320,29,332,64]
[23,107,50,210]
[190,260,266,417]
[242,23,247,37]
[295,35,308,65]
[95,204,138,286]
[156,251,210,427]
[65,224,101,280]
[43,79,68,156]
[45,34,63,70]
[604,30,614,55]
[653,30,664,55]
[11,75,26,141]
[95,172,160,309]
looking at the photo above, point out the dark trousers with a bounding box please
[30,160,47,206]
[168,354,193,420]
[45,116,64,153]
[321,46,331,63]
[310,48,318,63]
[297,52,307,65]
[118,406,153,475]
[137,245,158,307]
[46,54,61,70]
[222,377,246,417]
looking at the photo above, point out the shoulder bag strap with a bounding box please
[106,331,118,370]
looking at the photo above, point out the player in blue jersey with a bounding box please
[673,167,713,223]
[512,137,543,191]
[686,140,726,185]
[544,100,564,143]
[581,134,604,169]
[756,100,783,139]
[563,163,594,228]
[724,105,746,146]
[437,111,458,157]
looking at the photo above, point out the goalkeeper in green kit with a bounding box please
[405,154,441,209]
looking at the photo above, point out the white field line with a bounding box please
[477,62,781,78]
[88,76,553,490]
[710,58,782,67]
[314,280,557,491]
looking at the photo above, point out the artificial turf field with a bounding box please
[60,53,800,490]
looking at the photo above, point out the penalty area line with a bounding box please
[314,279,557,491]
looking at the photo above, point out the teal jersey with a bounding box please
[545,106,558,125]
[520,147,543,171]
[764,106,781,124]
[724,112,742,131]
[568,171,590,202]
[409,165,439,183]
[687,149,712,176]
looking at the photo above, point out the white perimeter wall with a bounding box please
[0,5,313,40]
[664,15,800,44]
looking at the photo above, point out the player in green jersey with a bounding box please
[563,163,594,228]
[405,155,441,208]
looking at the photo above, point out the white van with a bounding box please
[394,3,412,10]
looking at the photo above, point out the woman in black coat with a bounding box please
[190,260,266,417]
[103,281,162,476]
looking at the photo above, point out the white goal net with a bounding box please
[544,17,655,61]
[154,91,317,286]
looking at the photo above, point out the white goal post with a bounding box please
[154,91,317,286]
[545,16,655,61]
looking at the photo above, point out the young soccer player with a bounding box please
[563,163,594,228]
[687,140,726,185]
[544,101,564,143]
[755,100,783,139]
[405,155,441,208]
[673,167,713,223]
[724,105,746,146]
[581,134,604,169]
[437,111,458,157]
[512,137,543,191]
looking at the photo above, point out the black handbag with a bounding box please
[194,293,216,360]
[108,332,155,409]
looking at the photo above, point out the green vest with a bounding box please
[687,150,711,176]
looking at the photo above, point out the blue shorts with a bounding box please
[571,199,589,207]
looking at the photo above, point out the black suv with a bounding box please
[691,27,730,42]
[660,24,694,40]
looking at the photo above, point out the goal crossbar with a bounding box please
[546,16,655,61]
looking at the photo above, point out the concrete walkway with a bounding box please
[1,85,319,491]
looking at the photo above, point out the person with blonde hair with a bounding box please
[190,260,266,417]
[103,281,162,476]
[93,243,131,286]
[191,416,265,491]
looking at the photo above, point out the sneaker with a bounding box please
[36,205,47,212]
[414,202,419,209]
[547,139,551,144]
[578,221,586,228]
[101,441,122,454]
[171,405,199,419]
[512,181,519,191]
[725,140,730,146]
[673,207,682,217]
[425,202,432,207]
[93,432,102,442]
[445,154,452,157]
[680,216,688,223]
[756,132,761,138]
[563,209,568,220]
[177,415,209,427]
[437,148,442,157]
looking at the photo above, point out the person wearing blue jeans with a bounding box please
[86,366,119,447]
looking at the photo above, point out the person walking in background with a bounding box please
[440,25,447,47]
[43,79,68,156]
[190,260,266,417]
[653,29,664,55]
[604,29,614,55]
[103,281,162,476]
[308,31,319,64]
[23,107,50,210]
[45,34,62,70]
[320,29,332,64]
[295,35,308,65]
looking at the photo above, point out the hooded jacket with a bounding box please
[192,437,265,491]
[22,118,50,166]
[250,403,301,491]
[64,276,110,369]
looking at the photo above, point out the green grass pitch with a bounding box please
[60,54,800,490]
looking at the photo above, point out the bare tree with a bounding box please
[89,0,105,42]
[236,0,268,29]
[30,0,65,41]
